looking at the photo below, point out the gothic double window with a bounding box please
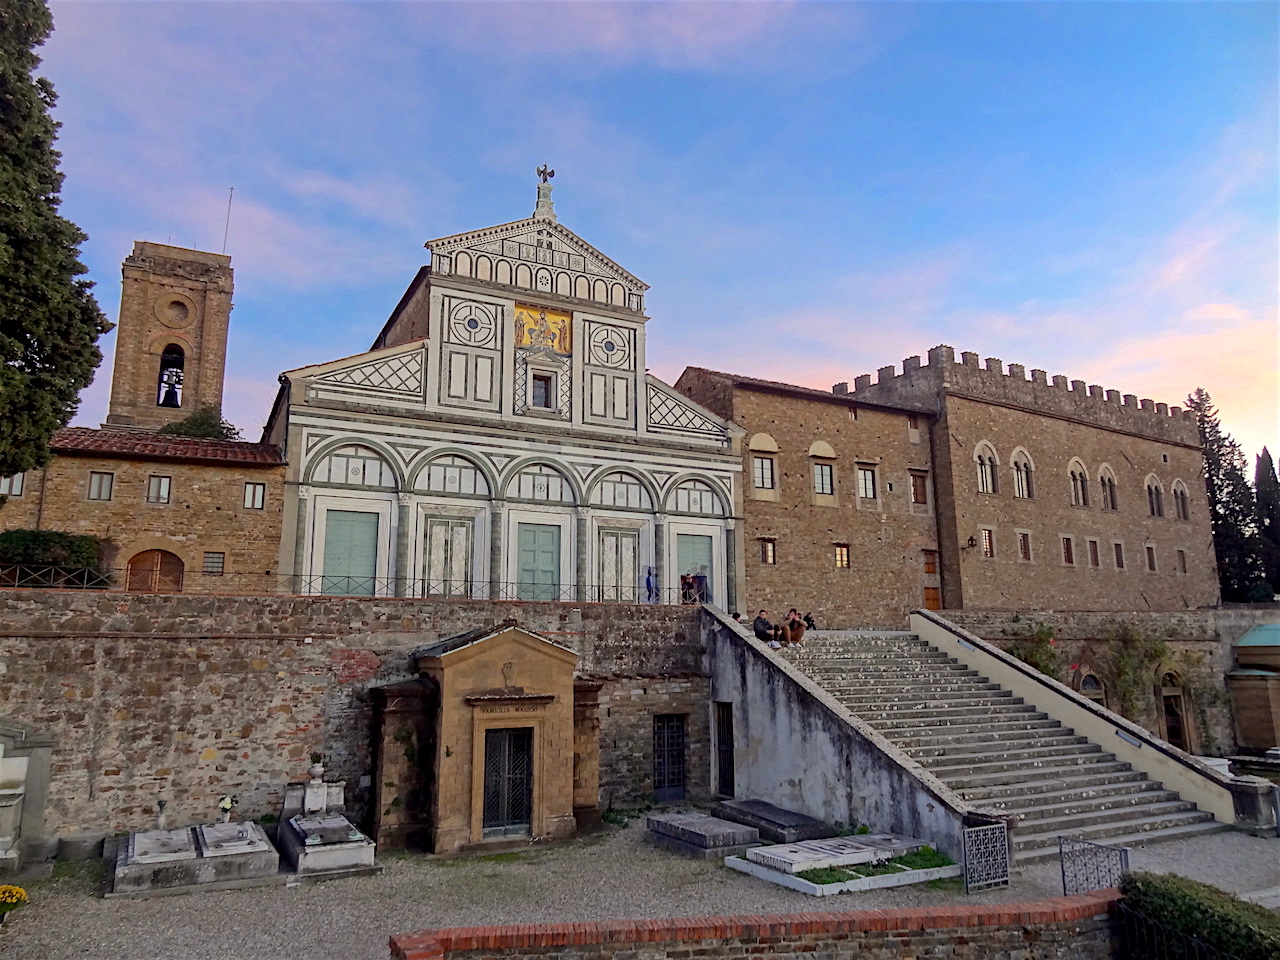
[1011,449,1035,499]
[1068,460,1090,507]
[1172,481,1190,521]
[1098,466,1119,511]
[1146,476,1165,517]
[974,443,999,494]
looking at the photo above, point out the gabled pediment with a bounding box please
[646,375,739,440]
[427,217,648,295]
[285,340,426,400]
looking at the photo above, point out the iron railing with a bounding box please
[1111,901,1239,960]
[1059,834,1130,896]
[0,563,114,590]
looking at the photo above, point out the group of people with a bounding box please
[751,608,815,648]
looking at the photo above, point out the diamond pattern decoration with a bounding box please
[648,385,720,434]
[318,351,423,395]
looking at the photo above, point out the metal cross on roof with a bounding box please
[537,164,555,183]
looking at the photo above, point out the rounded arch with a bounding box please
[1068,457,1090,507]
[808,440,836,459]
[304,438,403,489]
[610,282,626,306]
[515,263,533,288]
[1011,446,1036,499]
[574,275,591,300]
[496,260,513,285]
[748,432,779,453]
[126,549,185,594]
[555,272,571,296]
[535,267,552,292]
[454,251,473,277]
[586,469,658,511]
[974,440,1000,494]
[407,448,496,497]
[592,278,608,302]
[475,256,492,281]
[1009,446,1036,470]
[973,441,1001,466]
[1145,473,1165,517]
[662,472,730,517]
[1074,670,1107,706]
[501,457,582,505]
[147,332,194,356]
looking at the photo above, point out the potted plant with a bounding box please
[308,752,324,779]
[0,885,28,924]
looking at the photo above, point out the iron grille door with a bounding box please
[653,714,687,801]
[715,702,734,798]
[482,727,533,837]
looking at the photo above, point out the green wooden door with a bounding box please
[517,523,560,600]
[322,509,379,596]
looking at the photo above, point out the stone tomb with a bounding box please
[746,834,923,874]
[277,779,379,877]
[644,812,760,860]
[712,799,837,844]
[111,823,280,896]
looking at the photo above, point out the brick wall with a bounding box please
[0,592,705,836]
[389,892,1117,960]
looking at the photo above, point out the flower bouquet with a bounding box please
[0,885,28,923]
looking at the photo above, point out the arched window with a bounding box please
[1146,476,1165,517]
[748,433,779,492]
[1011,448,1035,499]
[312,445,397,488]
[417,455,489,496]
[974,443,999,494]
[1172,480,1190,521]
[1069,459,1090,507]
[157,344,185,407]
[1098,465,1119,511]
[126,549,184,593]
[668,478,724,516]
[1078,673,1106,707]
[589,472,653,510]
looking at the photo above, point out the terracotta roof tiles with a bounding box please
[52,427,284,466]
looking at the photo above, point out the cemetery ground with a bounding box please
[2,817,1278,960]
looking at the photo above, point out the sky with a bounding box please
[39,0,1279,461]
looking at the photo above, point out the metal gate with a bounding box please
[1059,835,1130,896]
[962,821,1010,893]
[715,702,734,798]
[482,727,533,838]
[653,714,687,801]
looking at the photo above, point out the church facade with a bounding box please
[265,179,743,607]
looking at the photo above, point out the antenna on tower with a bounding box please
[221,187,235,254]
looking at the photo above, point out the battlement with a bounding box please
[848,345,1200,446]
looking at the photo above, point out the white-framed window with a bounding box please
[1172,481,1190,521]
[88,471,114,501]
[531,372,555,409]
[834,544,850,568]
[0,473,24,497]
[759,539,776,564]
[1146,476,1165,517]
[812,462,834,496]
[752,456,776,490]
[244,482,266,509]
[202,551,225,575]
[907,414,920,444]
[857,466,877,500]
[146,475,172,504]
[980,527,995,558]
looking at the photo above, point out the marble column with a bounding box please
[653,517,665,603]
[395,493,413,597]
[724,519,738,613]
[489,501,505,600]
[575,508,588,602]
[292,486,310,594]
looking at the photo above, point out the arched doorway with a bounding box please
[1159,672,1189,751]
[126,550,184,593]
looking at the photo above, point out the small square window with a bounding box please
[1062,537,1075,565]
[1018,532,1032,562]
[752,457,775,490]
[531,373,554,409]
[980,528,995,558]
[759,539,776,564]
[146,475,172,504]
[834,544,850,568]
[813,462,834,496]
[910,473,928,505]
[244,482,266,509]
[857,466,877,500]
[0,473,24,497]
[203,552,225,575]
[1114,543,1125,569]
[88,471,114,501]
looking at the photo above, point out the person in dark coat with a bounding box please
[753,609,782,648]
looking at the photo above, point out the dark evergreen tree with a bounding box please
[0,0,110,478]
[1255,447,1280,594]
[1186,389,1267,601]
[156,405,242,441]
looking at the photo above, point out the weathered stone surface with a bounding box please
[645,812,758,848]
[746,834,922,873]
[712,799,837,843]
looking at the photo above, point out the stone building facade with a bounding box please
[673,368,941,628]
[265,180,743,608]
[0,428,284,593]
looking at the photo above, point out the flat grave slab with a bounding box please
[746,834,923,874]
[644,812,760,860]
[196,821,273,858]
[279,813,378,875]
[112,822,280,896]
[712,799,836,843]
[128,828,197,864]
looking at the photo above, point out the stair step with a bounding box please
[998,790,1184,823]
[959,770,1153,802]
[823,679,1001,695]
[894,729,1082,751]
[855,703,1040,723]
[911,741,1103,765]
[863,711,1053,732]
[945,760,1136,791]
[874,717,1063,739]
[1014,816,1226,861]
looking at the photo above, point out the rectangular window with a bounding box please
[1088,539,1100,567]
[531,373,554,409]
[1114,542,1125,569]
[1062,537,1075,565]
[1177,549,1187,574]
[1146,545,1157,572]
[759,539,776,564]
[1018,531,1032,562]
[922,549,938,574]
[244,482,266,509]
[910,472,928,505]
[146,475,172,504]
[202,552,225,575]
[834,544,850,568]
[88,471,114,501]
[923,586,941,610]
[980,528,995,558]
[812,462,834,496]
[857,466,877,500]
[0,473,24,497]
[751,457,775,490]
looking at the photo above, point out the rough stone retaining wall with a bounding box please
[0,591,706,836]
[389,892,1117,960]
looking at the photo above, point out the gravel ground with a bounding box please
[2,821,1277,960]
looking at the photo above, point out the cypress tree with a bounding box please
[0,0,110,479]
[1256,447,1280,594]
[1186,389,1268,601]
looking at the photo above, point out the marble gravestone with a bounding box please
[111,822,280,896]
[645,812,760,859]
[277,779,379,877]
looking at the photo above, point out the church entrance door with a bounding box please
[598,528,638,602]
[322,510,379,596]
[482,727,533,838]
[516,523,560,600]
[424,517,472,596]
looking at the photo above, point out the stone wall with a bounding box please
[0,591,705,837]
[389,892,1117,960]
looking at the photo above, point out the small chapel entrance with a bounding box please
[482,727,533,838]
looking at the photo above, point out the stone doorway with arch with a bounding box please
[126,549,185,593]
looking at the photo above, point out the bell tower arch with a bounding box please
[104,241,233,430]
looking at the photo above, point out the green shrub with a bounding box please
[0,530,105,568]
[1119,871,1280,960]
[1007,623,1060,678]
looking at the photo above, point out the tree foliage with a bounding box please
[1186,388,1267,601]
[1256,447,1280,594]
[156,404,242,441]
[0,0,110,478]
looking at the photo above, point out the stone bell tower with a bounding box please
[104,241,233,431]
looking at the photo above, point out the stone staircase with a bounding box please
[780,630,1227,861]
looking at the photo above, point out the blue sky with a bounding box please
[42,0,1278,459]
